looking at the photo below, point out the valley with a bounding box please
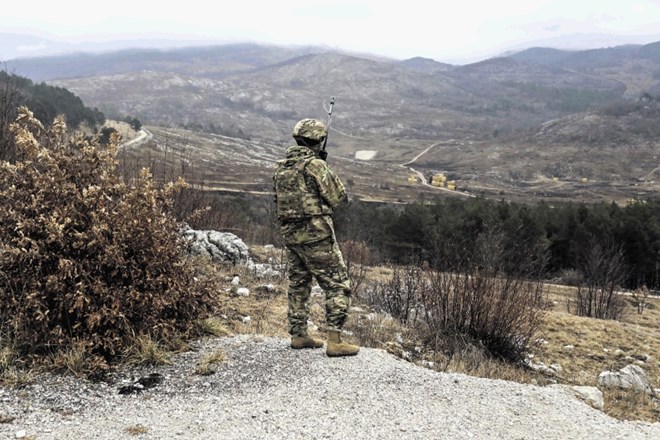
[6,41,659,205]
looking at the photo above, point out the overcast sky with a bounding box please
[3,0,660,63]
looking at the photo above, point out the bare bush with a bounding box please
[371,263,425,325]
[570,243,627,320]
[0,107,221,366]
[369,229,546,362]
[340,240,372,298]
[631,285,650,314]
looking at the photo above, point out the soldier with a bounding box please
[273,118,359,357]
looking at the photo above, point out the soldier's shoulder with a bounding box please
[305,158,331,172]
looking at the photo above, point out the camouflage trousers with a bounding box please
[285,236,351,336]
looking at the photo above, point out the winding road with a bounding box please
[401,140,473,197]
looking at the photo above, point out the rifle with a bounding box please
[319,96,335,161]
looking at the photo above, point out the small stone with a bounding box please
[563,345,574,351]
[15,431,27,439]
[231,276,240,285]
[242,316,251,324]
[236,287,250,296]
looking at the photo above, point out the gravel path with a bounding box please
[1,335,658,439]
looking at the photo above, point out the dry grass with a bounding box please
[195,349,227,376]
[604,389,660,421]
[0,366,35,387]
[530,284,660,421]
[0,343,34,387]
[50,342,89,378]
[124,335,172,366]
[196,317,233,337]
[125,424,149,436]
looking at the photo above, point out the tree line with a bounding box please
[1,70,105,161]
[333,197,660,290]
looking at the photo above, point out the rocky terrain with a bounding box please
[1,335,659,440]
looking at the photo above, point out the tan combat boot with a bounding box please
[326,330,359,357]
[291,334,324,349]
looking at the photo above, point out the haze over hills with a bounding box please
[2,39,659,203]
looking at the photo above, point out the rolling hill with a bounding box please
[4,41,660,204]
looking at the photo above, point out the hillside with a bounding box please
[5,41,660,203]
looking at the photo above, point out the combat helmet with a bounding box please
[292,118,327,141]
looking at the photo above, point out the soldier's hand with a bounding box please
[319,150,328,161]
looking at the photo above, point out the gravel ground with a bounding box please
[1,334,658,439]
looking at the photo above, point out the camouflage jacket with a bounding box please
[273,145,347,244]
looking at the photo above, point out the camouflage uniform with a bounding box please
[273,143,351,337]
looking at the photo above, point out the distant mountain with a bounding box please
[4,40,658,154]
[398,57,453,74]
[4,44,328,82]
[509,41,660,70]
[506,47,576,67]
[0,32,246,63]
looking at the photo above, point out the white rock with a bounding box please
[231,276,240,285]
[598,364,653,394]
[248,262,282,279]
[242,316,251,324]
[563,345,574,351]
[236,287,250,297]
[572,386,605,411]
[183,228,251,264]
[550,364,563,373]
[15,431,27,439]
[550,385,604,411]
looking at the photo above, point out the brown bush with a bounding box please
[0,107,221,365]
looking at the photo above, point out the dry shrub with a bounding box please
[631,284,650,314]
[0,107,221,366]
[366,264,424,325]
[369,230,545,362]
[570,243,627,320]
[340,240,372,298]
[603,389,660,423]
[347,312,409,349]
